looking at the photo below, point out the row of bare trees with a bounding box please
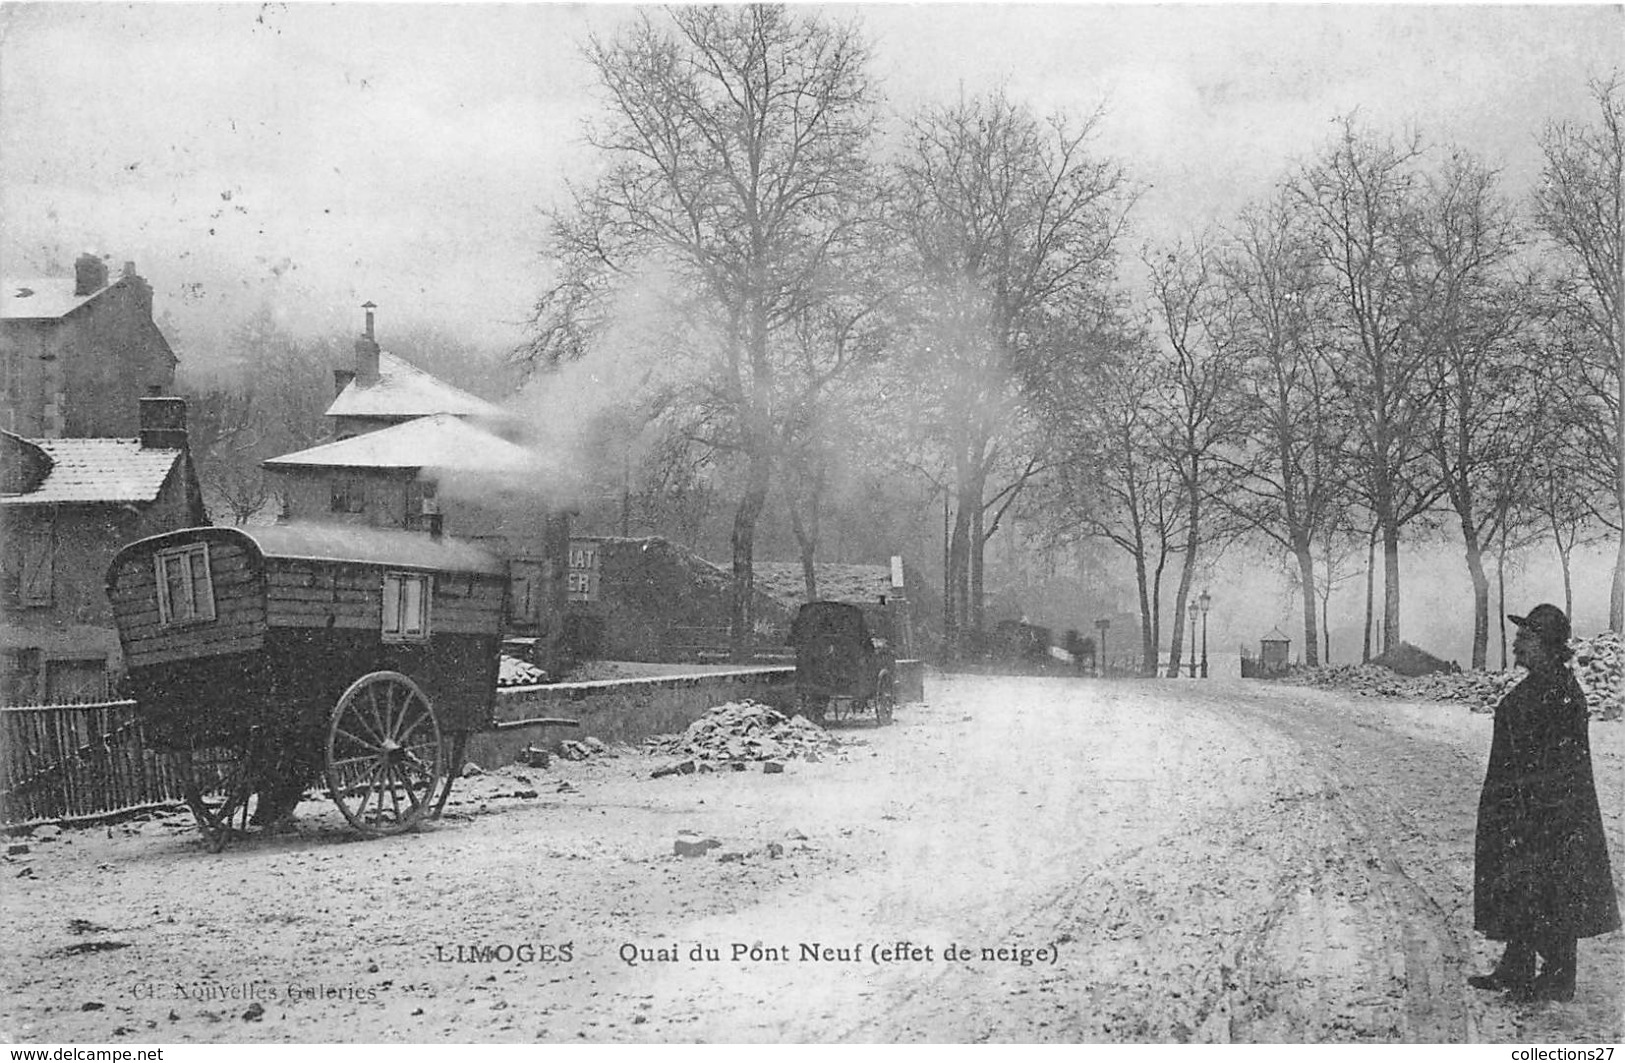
[1043,93,1622,676]
[522,5,1623,663]
[523,6,1134,657]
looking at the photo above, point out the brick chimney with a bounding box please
[138,396,188,450]
[354,301,380,385]
[120,260,153,315]
[74,253,109,297]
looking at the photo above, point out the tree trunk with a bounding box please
[1170,468,1201,677]
[1497,548,1509,670]
[729,453,771,663]
[942,494,953,659]
[789,503,819,603]
[1136,557,1157,677]
[1613,525,1625,633]
[1559,539,1575,619]
[1167,596,1187,678]
[1362,523,1377,663]
[1321,591,1332,664]
[1463,528,1490,670]
[1382,516,1402,655]
[1295,535,1320,667]
[971,482,987,636]
[947,493,972,658]
[1615,284,1624,632]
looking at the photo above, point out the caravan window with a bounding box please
[382,572,431,642]
[155,543,216,625]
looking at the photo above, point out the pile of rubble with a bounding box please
[498,654,548,687]
[1282,631,1622,720]
[643,700,840,766]
[1573,631,1624,721]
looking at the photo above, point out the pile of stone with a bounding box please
[498,654,548,687]
[1573,631,1623,721]
[1283,630,1622,720]
[644,700,839,766]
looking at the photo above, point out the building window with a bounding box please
[331,478,366,514]
[155,543,216,625]
[382,572,431,642]
[17,523,53,607]
[405,479,439,531]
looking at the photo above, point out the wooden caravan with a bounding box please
[106,523,508,847]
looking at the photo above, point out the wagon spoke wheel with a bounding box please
[179,743,259,852]
[324,671,442,837]
[433,732,470,819]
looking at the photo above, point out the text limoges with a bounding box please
[434,942,574,964]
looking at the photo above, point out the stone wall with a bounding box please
[464,666,796,769]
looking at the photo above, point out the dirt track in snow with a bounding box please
[2,673,1621,1043]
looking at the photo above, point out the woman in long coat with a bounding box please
[1472,604,1620,1002]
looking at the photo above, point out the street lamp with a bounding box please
[1199,590,1211,679]
[1095,617,1110,677]
[1187,601,1199,678]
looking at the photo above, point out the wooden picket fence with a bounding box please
[0,700,188,827]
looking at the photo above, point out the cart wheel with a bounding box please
[179,743,259,852]
[433,732,470,819]
[324,671,443,837]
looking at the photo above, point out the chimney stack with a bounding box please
[139,396,188,450]
[119,260,153,314]
[74,253,108,297]
[355,301,380,385]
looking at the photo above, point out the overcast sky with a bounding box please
[1,2,1620,365]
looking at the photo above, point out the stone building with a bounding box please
[325,302,512,439]
[263,309,568,663]
[0,397,205,703]
[1,255,177,437]
[563,536,797,662]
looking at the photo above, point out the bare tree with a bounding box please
[1047,345,1187,675]
[1311,518,1366,665]
[1143,238,1247,676]
[1292,117,1444,651]
[778,289,892,600]
[891,87,1133,653]
[1414,150,1544,668]
[1534,76,1625,631]
[524,5,880,656]
[1212,191,1348,665]
[181,308,333,525]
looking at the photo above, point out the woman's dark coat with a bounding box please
[1474,663,1620,941]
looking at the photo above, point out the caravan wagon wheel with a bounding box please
[324,671,443,837]
[179,740,263,852]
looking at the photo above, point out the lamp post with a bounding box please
[1095,618,1110,677]
[1199,590,1211,679]
[1187,601,1199,677]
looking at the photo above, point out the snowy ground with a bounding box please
[2,674,1620,1043]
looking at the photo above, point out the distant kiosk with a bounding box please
[1241,627,1293,678]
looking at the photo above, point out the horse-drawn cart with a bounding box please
[788,600,896,726]
[107,523,545,850]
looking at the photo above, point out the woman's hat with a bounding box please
[1508,603,1572,645]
